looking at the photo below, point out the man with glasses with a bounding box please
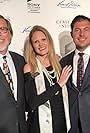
[0,15,27,133]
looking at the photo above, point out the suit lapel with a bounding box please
[0,68,11,90]
[65,51,79,107]
[66,51,74,85]
[81,58,90,91]
[10,52,20,101]
[10,52,24,102]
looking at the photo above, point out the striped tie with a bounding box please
[3,56,14,95]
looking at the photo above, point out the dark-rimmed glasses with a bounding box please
[0,27,9,34]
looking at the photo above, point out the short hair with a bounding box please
[71,15,90,31]
[0,15,13,36]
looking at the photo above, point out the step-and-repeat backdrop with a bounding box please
[0,0,89,56]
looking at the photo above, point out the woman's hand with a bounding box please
[57,65,72,87]
[23,64,31,73]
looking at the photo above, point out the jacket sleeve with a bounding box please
[24,72,61,111]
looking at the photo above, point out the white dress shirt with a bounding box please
[72,46,90,87]
[0,51,17,100]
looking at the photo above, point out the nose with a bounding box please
[38,41,43,46]
[79,30,84,36]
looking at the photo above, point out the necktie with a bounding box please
[3,56,14,95]
[77,53,84,88]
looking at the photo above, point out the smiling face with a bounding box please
[71,19,90,51]
[31,31,49,58]
[0,18,12,55]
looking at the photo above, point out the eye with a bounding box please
[42,38,46,40]
[84,27,90,31]
[74,28,80,32]
[42,38,47,42]
[0,27,9,33]
[34,40,38,43]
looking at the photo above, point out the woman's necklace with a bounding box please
[36,57,58,86]
[42,65,57,86]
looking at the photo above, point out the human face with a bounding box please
[71,20,90,51]
[0,18,12,55]
[31,31,49,58]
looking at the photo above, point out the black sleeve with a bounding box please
[24,72,61,111]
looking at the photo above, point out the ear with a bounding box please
[70,31,73,38]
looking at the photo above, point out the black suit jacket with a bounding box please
[60,51,90,133]
[0,51,27,133]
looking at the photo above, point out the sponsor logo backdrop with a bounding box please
[0,0,89,56]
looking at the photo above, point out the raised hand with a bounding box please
[57,65,72,87]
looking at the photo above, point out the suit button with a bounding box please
[32,110,34,113]
[46,119,49,123]
[79,92,82,96]
[16,122,18,126]
[16,104,18,108]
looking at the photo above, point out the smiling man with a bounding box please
[0,15,27,133]
[60,15,90,133]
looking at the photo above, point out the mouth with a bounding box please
[78,38,86,42]
[0,38,4,43]
[39,47,46,51]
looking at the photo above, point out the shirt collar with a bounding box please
[75,46,90,56]
[0,50,11,60]
[84,46,90,56]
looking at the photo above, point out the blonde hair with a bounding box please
[23,25,62,76]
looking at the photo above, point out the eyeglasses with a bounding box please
[0,27,9,34]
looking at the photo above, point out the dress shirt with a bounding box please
[0,51,17,100]
[72,46,90,87]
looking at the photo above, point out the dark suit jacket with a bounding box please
[0,51,27,133]
[60,51,90,133]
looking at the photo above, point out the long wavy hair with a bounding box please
[23,25,62,76]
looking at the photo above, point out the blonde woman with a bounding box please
[23,25,72,133]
